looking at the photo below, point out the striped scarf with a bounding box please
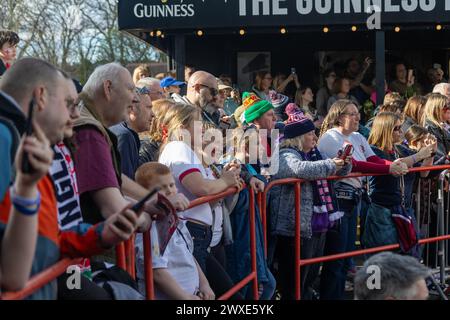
[298,147,344,233]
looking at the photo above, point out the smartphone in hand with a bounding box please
[21,98,36,174]
[131,187,160,214]
[338,143,353,160]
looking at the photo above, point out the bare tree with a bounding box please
[1,0,161,80]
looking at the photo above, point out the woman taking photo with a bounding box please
[270,112,351,300]
[317,100,408,300]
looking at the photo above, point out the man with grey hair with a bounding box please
[354,252,430,300]
[137,77,164,102]
[73,63,189,239]
[433,83,450,101]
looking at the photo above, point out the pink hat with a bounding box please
[285,103,302,117]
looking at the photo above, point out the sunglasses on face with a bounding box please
[393,126,402,132]
[198,84,218,97]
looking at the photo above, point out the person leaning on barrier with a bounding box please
[317,99,408,300]
[0,58,143,299]
[354,252,430,300]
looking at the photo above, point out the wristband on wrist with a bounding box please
[10,186,41,207]
[12,202,40,216]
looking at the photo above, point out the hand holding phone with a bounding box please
[21,98,36,174]
[338,143,353,160]
[131,187,160,214]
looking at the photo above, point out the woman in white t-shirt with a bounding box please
[158,103,244,299]
[317,99,408,300]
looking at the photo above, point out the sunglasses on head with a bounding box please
[136,86,151,95]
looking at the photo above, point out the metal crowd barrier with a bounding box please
[261,164,450,300]
[0,185,259,301]
[3,165,450,300]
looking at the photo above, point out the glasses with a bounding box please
[199,84,218,97]
[393,126,402,132]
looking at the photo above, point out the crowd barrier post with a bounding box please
[115,242,127,271]
[143,230,155,300]
[438,170,449,285]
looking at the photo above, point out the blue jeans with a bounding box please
[259,269,276,300]
[320,198,359,300]
[186,221,212,273]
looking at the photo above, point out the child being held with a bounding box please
[135,162,214,300]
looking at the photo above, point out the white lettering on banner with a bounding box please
[419,0,435,12]
[296,0,313,14]
[253,0,270,15]
[316,0,332,14]
[133,3,195,18]
[344,0,362,13]
[273,0,288,15]
[385,0,400,12]
[401,0,418,12]
[134,3,144,18]
[334,0,341,13]
[239,0,247,15]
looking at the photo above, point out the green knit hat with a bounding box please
[244,99,274,123]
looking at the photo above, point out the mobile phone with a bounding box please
[291,67,296,75]
[339,143,353,160]
[408,69,414,79]
[131,187,160,214]
[21,97,36,174]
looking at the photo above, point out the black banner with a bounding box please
[119,0,450,31]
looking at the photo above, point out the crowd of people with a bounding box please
[0,29,449,301]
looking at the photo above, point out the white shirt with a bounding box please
[135,221,199,300]
[159,141,213,226]
[318,128,375,189]
[205,168,223,248]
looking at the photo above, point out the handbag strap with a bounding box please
[393,148,406,207]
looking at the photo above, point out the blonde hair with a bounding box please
[160,103,200,151]
[280,136,305,150]
[140,99,177,142]
[403,96,427,125]
[368,112,402,152]
[320,99,356,137]
[423,93,448,127]
[133,64,151,85]
[383,92,404,105]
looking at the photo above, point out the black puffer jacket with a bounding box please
[139,137,160,166]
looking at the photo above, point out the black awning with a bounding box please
[119,0,450,33]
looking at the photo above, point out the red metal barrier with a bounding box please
[6,164,448,301]
[262,164,450,300]
[0,185,259,300]
[1,258,82,300]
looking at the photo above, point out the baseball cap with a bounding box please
[160,77,186,88]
